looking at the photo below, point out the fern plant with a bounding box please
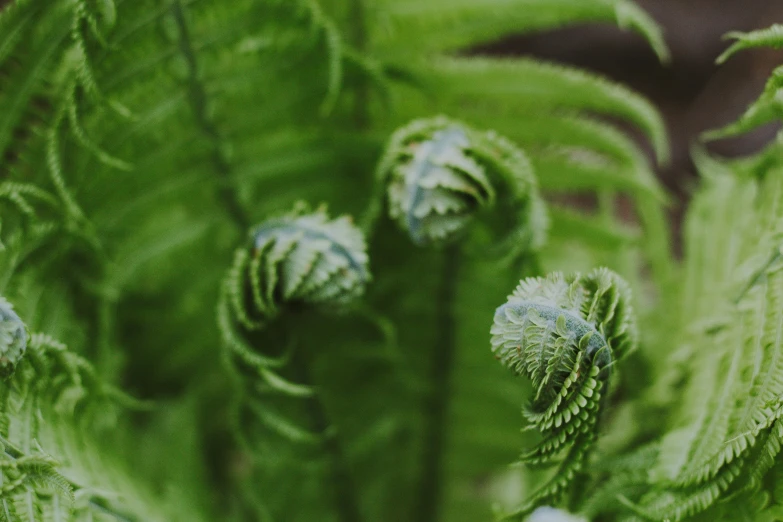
[5,0,783,521]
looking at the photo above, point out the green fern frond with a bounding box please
[219,203,369,393]
[221,203,369,332]
[601,145,783,520]
[0,300,206,521]
[372,0,668,62]
[704,65,783,141]
[0,1,70,165]
[0,183,62,254]
[717,24,783,64]
[624,420,783,522]
[0,0,39,65]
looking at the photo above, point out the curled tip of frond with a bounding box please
[380,116,493,245]
[489,268,636,517]
[0,296,28,378]
[378,116,547,250]
[225,203,370,329]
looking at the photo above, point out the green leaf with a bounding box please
[717,24,783,64]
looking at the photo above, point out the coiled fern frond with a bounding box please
[220,202,369,340]
[376,116,548,253]
[490,268,636,519]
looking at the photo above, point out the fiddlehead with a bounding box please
[374,115,548,255]
[218,203,369,522]
[220,202,369,346]
[490,268,637,519]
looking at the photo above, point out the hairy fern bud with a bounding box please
[224,204,370,333]
[0,297,28,378]
[490,268,636,518]
[377,116,547,250]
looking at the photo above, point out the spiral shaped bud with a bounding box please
[226,204,370,330]
[490,268,636,517]
[0,297,28,378]
[377,116,546,248]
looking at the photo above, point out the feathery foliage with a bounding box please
[0,301,203,521]
[10,0,778,521]
[578,24,783,522]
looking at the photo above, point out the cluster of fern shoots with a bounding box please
[3,0,783,521]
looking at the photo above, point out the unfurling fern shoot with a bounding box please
[221,203,369,336]
[374,115,548,255]
[218,203,369,522]
[373,116,550,522]
[490,268,637,519]
[0,297,28,378]
[219,202,370,402]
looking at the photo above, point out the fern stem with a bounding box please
[170,0,249,230]
[290,347,364,522]
[637,197,673,291]
[349,0,369,128]
[415,244,460,522]
[87,499,135,522]
[94,292,118,378]
[598,189,616,225]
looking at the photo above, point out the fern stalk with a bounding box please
[170,0,249,230]
[349,0,369,128]
[290,343,364,522]
[414,244,461,522]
